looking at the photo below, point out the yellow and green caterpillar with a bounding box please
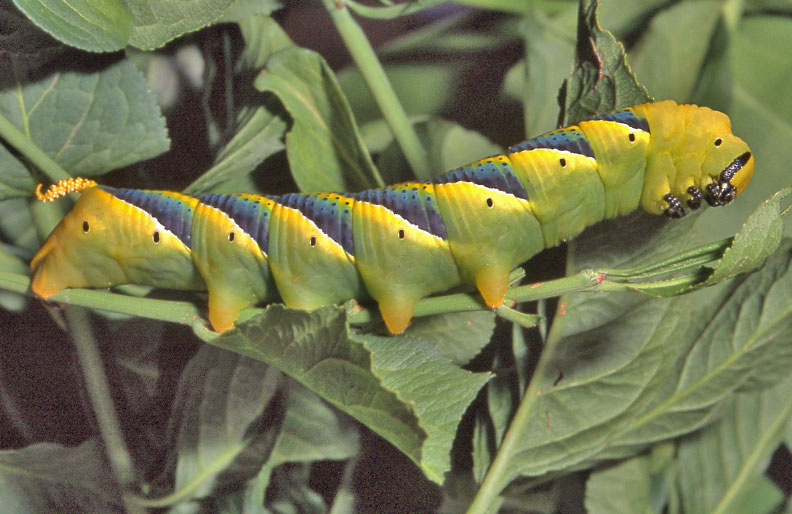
[30,100,754,334]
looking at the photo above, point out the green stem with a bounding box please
[0,112,71,184]
[64,307,145,514]
[0,271,216,341]
[465,294,571,514]
[325,0,432,180]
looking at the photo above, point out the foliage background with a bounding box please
[0,0,791,513]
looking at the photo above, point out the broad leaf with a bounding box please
[167,346,283,500]
[676,375,792,514]
[212,305,490,483]
[0,58,169,178]
[11,0,133,52]
[0,439,120,513]
[254,47,381,193]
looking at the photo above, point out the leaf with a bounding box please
[705,187,790,284]
[242,381,359,509]
[585,455,652,514]
[0,58,169,177]
[0,439,121,513]
[628,1,722,101]
[167,346,283,501]
[676,375,792,514]
[11,0,133,52]
[338,63,460,125]
[377,118,503,184]
[0,143,34,200]
[185,107,287,194]
[507,6,576,135]
[405,310,495,366]
[727,15,792,238]
[561,0,650,124]
[184,15,291,195]
[254,47,381,193]
[123,0,234,50]
[211,305,490,483]
[354,333,491,482]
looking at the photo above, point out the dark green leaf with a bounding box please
[0,59,169,177]
[254,47,381,192]
[562,0,650,124]
[676,375,792,514]
[167,346,282,500]
[11,0,133,52]
[0,439,120,513]
[123,0,233,50]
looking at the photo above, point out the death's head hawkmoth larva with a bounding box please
[30,100,754,334]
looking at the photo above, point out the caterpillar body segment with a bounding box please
[30,101,754,334]
[31,187,205,299]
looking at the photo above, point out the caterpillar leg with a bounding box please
[207,287,254,332]
[474,265,510,308]
[377,296,418,335]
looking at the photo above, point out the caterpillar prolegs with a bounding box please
[30,100,754,334]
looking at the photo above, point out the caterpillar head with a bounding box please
[664,107,753,218]
[31,186,126,298]
[31,180,204,298]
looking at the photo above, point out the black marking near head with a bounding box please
[705,151,751,207]
[103,187,195,248]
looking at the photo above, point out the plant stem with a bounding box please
[325,0,432,180]
[0,112,71,183]
[466,300,569,514]
[64,307,145,514]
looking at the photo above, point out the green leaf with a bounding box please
[184,15,291,195]
[185,107,287,194]
[676,375,792,514]
[0,439,121,513]
[0,144,34,200]
[11,0,133,52]
[704,187,790,285]
[254,47,381,193]
[727,15,792,238]
[354,333,491,483]
[377,118,503,183]
[243,381,359,508]
[404,310,495,366]
[628,1,722,101]
[212,305,489,483]
[123,0,234,50]
[0,58,169,177]
[167,346,283,502]
[508,6,576,135]
[339,64,459,125]
[585,455,652,514]
[562,0,650,123]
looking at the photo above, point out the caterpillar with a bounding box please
[30,100,753,334]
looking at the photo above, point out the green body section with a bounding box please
[30,101,754,334]
[191,194,277,332]
[352,183,462,333]
[267,193,365,311]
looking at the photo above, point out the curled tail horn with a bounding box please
[36,178,98,202]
